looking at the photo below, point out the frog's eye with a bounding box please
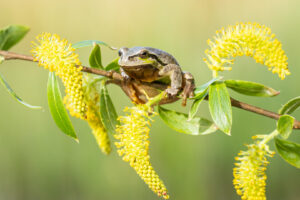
[139,50,149,58]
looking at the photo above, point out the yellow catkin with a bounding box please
[83,76,111,155]
[86,102,111,155]
[115,104,169,199]
[204,22,290,79]
[233,140,275,200]
[31,33,87,118]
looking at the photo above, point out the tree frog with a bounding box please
[118,47,195,105]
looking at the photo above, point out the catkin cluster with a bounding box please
[115,105,169,199]
[204,22,290,79]
[233,139,275,200]
[31,33,87,118]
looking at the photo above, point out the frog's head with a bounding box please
[118,47,164,71]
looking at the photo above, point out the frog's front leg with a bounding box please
[158,64,182,96]
[181,71,195,106]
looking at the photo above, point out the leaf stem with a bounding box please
[213,70,218,78]
[260,130,279,145]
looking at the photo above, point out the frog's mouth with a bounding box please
[121,64,156,72]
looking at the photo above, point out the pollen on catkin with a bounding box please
[204,22,290,79]
[233,139,275,200]
[115,104,169,199]
[31,33,87,118]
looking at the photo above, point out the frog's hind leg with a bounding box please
[121,82,145,104]
[181,71,195,106]
[120,68,144,104]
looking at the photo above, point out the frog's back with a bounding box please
[133,47,179,65]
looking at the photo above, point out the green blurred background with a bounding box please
[1,0,300,199]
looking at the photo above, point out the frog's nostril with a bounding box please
[118,49,123,57]
[118,47,129,57]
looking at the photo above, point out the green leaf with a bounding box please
[47,72,78,141]
[89,44,103,69]
[105,58,120,71]
[277,115,294,139]
[188,91,208,120]
[0,25,29,50]
[275,137,300,168]
[72,40,116,50]
[225,79,279,97]
[158,106,218,135]
[279,96,300,115]
[194,77,221,99]
[99,84,119,134]
[0,72,41,109]
[209,82,232,135]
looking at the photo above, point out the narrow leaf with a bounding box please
[189,77,221,118]
[188,91,208,120]
[209,82,232,135]
[275,137,300,168]
[105,58,120,71]
[277,115,294,139]
[194,77,221,99]
[0,25,29,50]
[47,72,78,141]
[279,96,300,115]
[89,44,103,69]
[72,40,116,50]
[100,84,119,134]
[225,79,279,97]
[0,72,41,109]
[158,106,218,135]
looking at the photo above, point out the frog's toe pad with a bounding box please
[166,88,180,97]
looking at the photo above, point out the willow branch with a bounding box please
[230,98,300,129]
[1,50,299,129]
[0,50,123,80]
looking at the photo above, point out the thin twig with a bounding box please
[230,98,300,129]
[0,50,299,129]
